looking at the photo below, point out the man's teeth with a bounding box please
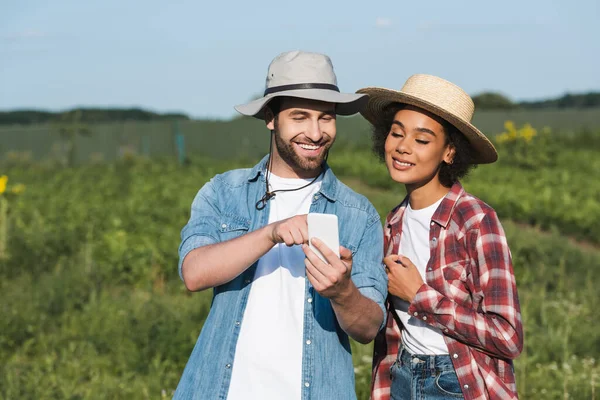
[298,143,320,150]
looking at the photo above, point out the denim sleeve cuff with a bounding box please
[358,286,387,332]
[178,234,218,280]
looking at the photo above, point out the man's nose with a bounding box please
[305,119,324,142]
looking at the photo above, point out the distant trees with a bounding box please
[472,92,517,110]
[472,91,600,110]
[0,108,189,126]
[520,92,600,109]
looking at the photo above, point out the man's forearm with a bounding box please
[330,284,384,344]
[181,225,275,291]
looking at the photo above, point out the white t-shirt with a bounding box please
[227,173,322,400]
[391,197,449,355]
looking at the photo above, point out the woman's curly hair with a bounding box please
[371,103,477,187]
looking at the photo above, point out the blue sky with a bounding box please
[2,0,599,119]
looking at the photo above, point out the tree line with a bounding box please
[1,92,599,125]
[0,108,189,126]
[472,91,600,110]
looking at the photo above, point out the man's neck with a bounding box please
[268,156,322,180]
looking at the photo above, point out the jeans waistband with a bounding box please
[398,345,455,375]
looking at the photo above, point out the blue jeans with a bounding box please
[390,346,464,399]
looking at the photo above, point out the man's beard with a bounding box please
[273,127,332,174]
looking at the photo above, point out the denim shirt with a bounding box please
[174,155,387,400]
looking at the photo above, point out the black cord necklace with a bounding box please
[255,132,327,210]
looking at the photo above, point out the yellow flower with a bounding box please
[495,133,510,144]
[11,183,25,195]
[504,120,516,134]
[519,123,537,143]
[0,175,7,195]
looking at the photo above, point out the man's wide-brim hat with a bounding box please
[235,51,367,119]
[357,74,498,164]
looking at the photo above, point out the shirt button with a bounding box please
[313,195,319,200]
[307,298,313,303]
[225,363,231,369]
[422,316,427,321]
[427,267,432,271]
[464,384,469,389]
[444,328,449,333]
[221,223,227,229]
[413,312,418,316]
[235,321,240,326]
[244,279,251,284]
[306,340,312,345]
[430,222,435,226]
[453,354,458,359]
[304,382,310,388]
[431,238,437,244]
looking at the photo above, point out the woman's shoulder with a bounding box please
[454,190,502,230]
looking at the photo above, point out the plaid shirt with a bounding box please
[371,182,523,400]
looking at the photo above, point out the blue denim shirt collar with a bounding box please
[248,154,338,202]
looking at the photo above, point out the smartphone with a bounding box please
[307,213,340,263]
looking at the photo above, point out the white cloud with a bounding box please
[375,18,392,28]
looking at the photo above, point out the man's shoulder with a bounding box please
[333,178,379,219]
[211,167,256,189]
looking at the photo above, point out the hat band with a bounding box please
[264,83,339,96]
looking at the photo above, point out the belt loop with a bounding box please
[397,345,405,366]
[430,355,436,376]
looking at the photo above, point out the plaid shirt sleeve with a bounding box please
[371,210,400,400]
[407,210,524,360]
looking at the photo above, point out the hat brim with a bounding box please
[235,89,368,119]
[356,87,498,164]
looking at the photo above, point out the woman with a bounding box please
[357,75,524,400]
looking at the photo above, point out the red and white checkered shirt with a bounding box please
[371,182,523,400]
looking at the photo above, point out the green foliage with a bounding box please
[472,92,517,110]
[0,108,189,126]
[520,92,600,109]
[330,127,600,244]
[0,132,599,398]
[2,108,600,166]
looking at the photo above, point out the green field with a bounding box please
[1,107,600,164]
[1,123,599,399]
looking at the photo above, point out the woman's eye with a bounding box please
[416,139,430,145]
[390,132,403,138]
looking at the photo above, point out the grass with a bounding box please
[1,126,599,398]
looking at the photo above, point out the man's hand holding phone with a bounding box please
[303,213,353,301]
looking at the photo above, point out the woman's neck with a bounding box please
[405,179,451,210]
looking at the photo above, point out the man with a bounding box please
[173,51,388,400]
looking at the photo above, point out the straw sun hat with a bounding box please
[357,74,498,164]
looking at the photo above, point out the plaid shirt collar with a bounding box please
[388,181,464,231]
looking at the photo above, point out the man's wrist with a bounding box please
[330,281,358,306]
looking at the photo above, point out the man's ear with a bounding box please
[265,107,275,130]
